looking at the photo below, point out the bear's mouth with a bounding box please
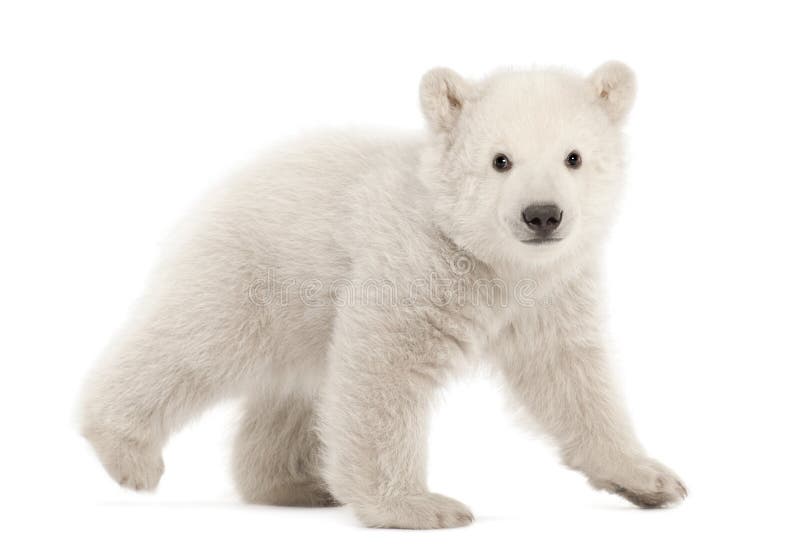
[521,237,563,244]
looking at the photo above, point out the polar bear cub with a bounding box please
[80,61,686,528]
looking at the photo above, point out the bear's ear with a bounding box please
[589,61,636,124]
[419,67,473,134]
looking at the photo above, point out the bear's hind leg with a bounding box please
[233,389,337,507]
[80,289,264,491]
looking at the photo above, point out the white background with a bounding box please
[2,1,799,555]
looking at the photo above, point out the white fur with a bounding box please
[79,62,685,528]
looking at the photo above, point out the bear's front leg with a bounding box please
[318,305,474,529]
[494,279,687,508]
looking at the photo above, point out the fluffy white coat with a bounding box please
[80,61,686,528]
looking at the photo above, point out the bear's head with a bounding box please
[420,62,636,272]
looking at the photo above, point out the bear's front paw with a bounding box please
[589,457,687,509]
[354,493,474,529]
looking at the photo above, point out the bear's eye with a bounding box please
[493,153,512,172]
[565,150,582,169]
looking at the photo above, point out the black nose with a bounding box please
[522,204,563,234]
